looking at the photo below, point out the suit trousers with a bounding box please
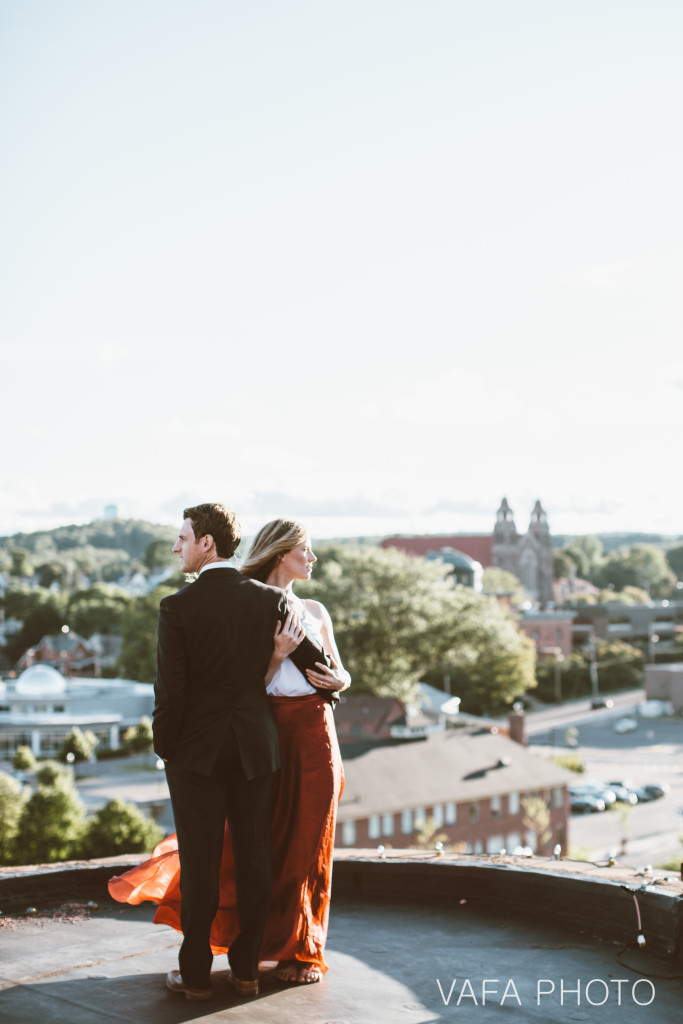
[165,727,274,987]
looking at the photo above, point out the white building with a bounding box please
[0,664,154,759]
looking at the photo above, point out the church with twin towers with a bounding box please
[382,498,555,606]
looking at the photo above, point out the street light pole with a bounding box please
[588,633,599,700]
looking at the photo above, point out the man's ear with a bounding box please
[202,533,215,551]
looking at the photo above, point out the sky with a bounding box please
[1,0,682,543]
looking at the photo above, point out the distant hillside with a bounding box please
[0,519,176,560]
[552,532,683,552]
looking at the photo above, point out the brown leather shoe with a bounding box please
[228,970,259,996]
[166,969,213,1001]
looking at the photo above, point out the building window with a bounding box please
[382,813,394,836]
[490,795,501,818]
[432,804,444,827]
[487,835,505,854]
[552,787,564,808]
[508,792,520,815]
[401,810,412,834]
[368,815,380,840]
[413,807,426,829]
[342,821,356,846]
[445,802,457,825]
[507,832,522,852]
[526,830,537,852]
[469,802,479,824]
[473,840,483,854]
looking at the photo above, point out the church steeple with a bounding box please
[493,497,518,543]
[529,499,549,534]
[492,497,520,576]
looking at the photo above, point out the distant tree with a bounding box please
[80,798,164,858]
[482,567,527,605]
[301,544,536,710]
[12,746,36,772]
[36,761,72,786]
[611,801,634,855]
[553,551,575,581]
[597,544,675,598]
[521,795,552,853]
[123,716,154,754]
[3,587,65,664]
[431,594,537,715]
[100,557,134,583]
[0,771,27,864]
[35,561,68,589]
[14,768,86,864]
[535,639,643,702]
[560,536,603,582]
[412,816,449,851]
[59,726,99,764]
[118,585,176,683]
[65,583,131,636]
[10,548,33,579]
[600,586,650,605]
[666,544,683,581]
[144,538,176,571]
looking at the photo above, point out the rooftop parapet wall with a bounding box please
[2,850,682,963]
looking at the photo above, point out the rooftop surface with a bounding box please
[2,852,683,1023]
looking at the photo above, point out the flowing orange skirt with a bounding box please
[108,694,343,973]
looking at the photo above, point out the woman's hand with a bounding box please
[305,653,351,693]
[273,611,305,660]
[265,612,305,685]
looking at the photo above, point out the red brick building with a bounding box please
[517,611,574,660]
[336,729,571,856]
[381,534,493,566]
[16,633,99,677]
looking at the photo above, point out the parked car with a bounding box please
[638,700,674,718]
[591,698,615,710]
[641,783,670,800]
[605,781,639,805]
[571,794,606,814]
[629,786,655,802]
[569,782,617,807]
[613,718,637,734]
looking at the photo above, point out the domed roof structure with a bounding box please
[426,546,479,570]
[15,664,67,696]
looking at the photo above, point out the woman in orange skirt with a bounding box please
[109,519,349,985]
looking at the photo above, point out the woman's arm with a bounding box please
[303,600,351,692]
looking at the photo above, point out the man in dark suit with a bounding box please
[153,503,319,1001]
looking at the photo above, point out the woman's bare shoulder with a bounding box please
[302,597,328,619]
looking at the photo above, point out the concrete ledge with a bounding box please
[2,850,682,961]
[333,850,683,961]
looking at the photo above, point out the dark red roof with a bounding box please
[380,535,493,568]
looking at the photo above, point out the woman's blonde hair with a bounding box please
[240,518,308,583]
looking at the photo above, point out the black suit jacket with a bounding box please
[152,567,331,778]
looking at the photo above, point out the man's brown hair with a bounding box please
[183,503,241,559]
